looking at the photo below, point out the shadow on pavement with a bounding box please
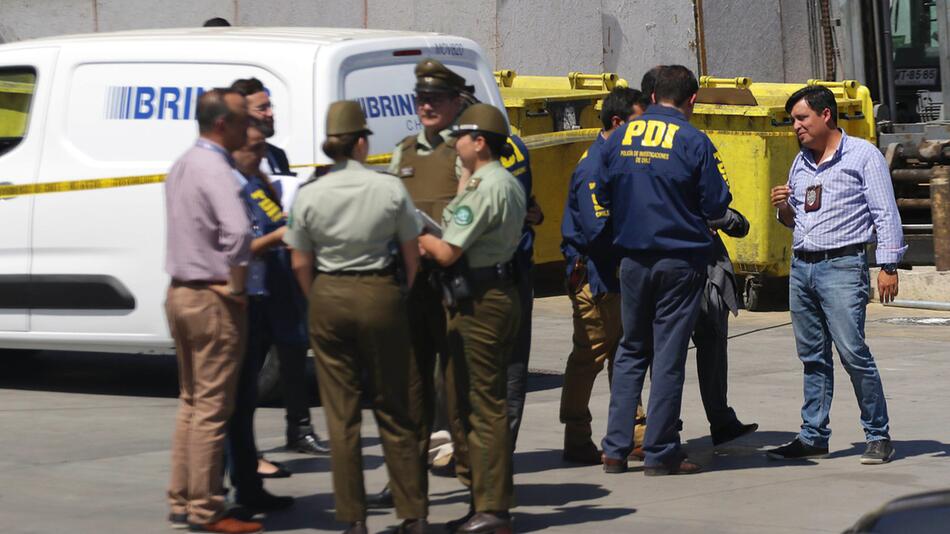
[0,349,180,398]
[513,449,601,475]
[515,504,636,532]
[258,490,340,532]
[827,440,950,461]
[684,430,821,472]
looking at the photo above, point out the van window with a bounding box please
[0,68,36,157]
[343,61,490,155]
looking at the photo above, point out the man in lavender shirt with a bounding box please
[768,85,905,465]
[164,88,263,533]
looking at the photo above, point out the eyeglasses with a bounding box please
[415,93,452,106]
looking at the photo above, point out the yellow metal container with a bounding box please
[0,76,34,138]
[690,77,876,294]
[496,70,625,264]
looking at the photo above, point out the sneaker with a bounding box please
[429,430,452,448]
[169,513,188,529]
[188,517,263,533]
[861,439,895,465]
[428,441,454,467]
[765,438,829,460]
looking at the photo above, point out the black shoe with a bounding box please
[766,438,829,460]
[861,439,895,464]
[711,422,759,446]
[287,432,330,455]
[169,512,188,529]
[446,507,476,532]
[238,490,295,512]
[258,458,292,479]
[395,518,428,534]
[366,483,394,509]
[344,521,368,534]
[456,512,511,534]
[563,441,601,465]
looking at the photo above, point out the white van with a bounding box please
[0,27,504,354]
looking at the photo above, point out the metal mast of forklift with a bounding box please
[939,0,950,120]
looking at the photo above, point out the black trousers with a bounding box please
[691,281,738,432]
[506,264,534,450]
[277,342,314,443]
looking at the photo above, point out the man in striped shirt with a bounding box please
[768,85,906,465]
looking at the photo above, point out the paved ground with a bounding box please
[2,298,950,533]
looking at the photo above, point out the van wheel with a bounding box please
[257,346,282,405]
[743,275,763,312]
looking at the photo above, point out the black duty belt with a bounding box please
[319,265,396,277]
[793,243,866,263]
[470,262,515,283]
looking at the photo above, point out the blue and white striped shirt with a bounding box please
[785,130,907,264]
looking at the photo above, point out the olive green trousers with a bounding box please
[446,281,521,512]
[308,273,427,522]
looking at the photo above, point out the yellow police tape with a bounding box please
[0,130,591,199]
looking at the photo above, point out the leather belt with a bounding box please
[470,262,515,283]
[319,265,396,277]
[793,243,866,263]
[171,279,227,287]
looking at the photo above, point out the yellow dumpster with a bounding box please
[496,70,624,266]
[0,74,34,138]
[691,76,876,309]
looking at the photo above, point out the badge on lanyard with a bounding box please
[805,184,822,212]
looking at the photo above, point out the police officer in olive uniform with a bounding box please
[418,104,526,534]
[394,60,466,455]
[367,57,467,510]
[284,101,427,534]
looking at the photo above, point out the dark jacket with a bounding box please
[707,207,749,315]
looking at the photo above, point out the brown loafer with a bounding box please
[644,458,702,476]
[602,456,628,474]
[628,446,645,462]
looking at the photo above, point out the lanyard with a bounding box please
[196,139,236,168]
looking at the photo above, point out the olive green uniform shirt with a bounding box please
[284,159,422,272]
[388,129,464,180]
[441,160,527,268]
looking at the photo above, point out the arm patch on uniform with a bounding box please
[454,206,474,226]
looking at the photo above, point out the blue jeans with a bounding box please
[789,251,890,448]
[602,253,705,467]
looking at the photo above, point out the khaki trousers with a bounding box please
[309,274,427,522]
[559,283,645,452]
[165,285,246,525]
[446,282,520,512]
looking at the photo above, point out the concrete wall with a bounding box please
[0,0,817,84]
[702,0,816,82]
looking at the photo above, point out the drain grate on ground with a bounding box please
[880,317,950,326]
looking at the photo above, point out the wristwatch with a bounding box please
[880,263,898,275]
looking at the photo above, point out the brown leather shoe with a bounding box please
[456,512,512,534]
[563,442,601,465]
[628,446,645,461]
[396,518,428,534]
[644,458,702,476]
[187,517,263,533]
[602,456,628,474]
